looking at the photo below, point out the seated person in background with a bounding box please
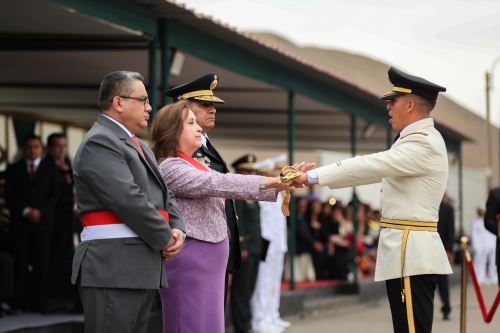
[150,100,295,333]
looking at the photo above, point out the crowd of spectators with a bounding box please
[285,194,381,283]
[0,133,78,315]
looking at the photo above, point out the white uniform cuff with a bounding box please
[307,170,319,184]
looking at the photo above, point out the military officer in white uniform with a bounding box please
[251,159,290,333]
[293,67,452,333]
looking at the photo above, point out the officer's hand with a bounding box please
[241,249,249,262]
[291,173,309,187]
[446,251,455,265]
[292,162,316,173]
[25,207,41,223]
[313,241,324,253]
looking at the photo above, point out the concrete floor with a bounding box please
[283,284,499,333]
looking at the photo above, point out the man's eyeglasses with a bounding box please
[118,96,150,106]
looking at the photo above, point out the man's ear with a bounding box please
[406,97,416,113]
[112,96,124,113]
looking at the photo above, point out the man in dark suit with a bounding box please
[165,73,241,305]
[5,135,61,312]
[437,192,455,320]
[484,187,500,286]
[46,133,75,258]
[71,71,185,333]
[230,154,264,333]
[46,133,80,311]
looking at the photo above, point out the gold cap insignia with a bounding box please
[210,76,218,90]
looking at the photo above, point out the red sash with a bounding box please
[81,210,170,227]
[178,151,209,172]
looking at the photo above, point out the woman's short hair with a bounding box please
[150,100,190,162]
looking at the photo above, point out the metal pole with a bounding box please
[159,18,170,107]
[287,90,296,290]
[5,115,9,163]
[350,114,358,283]
[460,236,469,333]
[485,71,492,190]
[148,34,159,122]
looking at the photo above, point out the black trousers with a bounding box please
[230,254,260,333]
[386,274,438,333]
[14,231,52,312]
[437,275,451,314]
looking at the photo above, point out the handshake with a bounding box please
[260,162,316,192]
[259,162,316,216]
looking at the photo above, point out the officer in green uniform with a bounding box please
[230,154,263,333]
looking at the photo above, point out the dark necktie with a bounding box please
[58,159,72,184]
[131,136,145,158]
[205,137,217,156]
[29,161,36,179]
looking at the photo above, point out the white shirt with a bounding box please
[102,113,133,138]
[201,133,208,148]
[26,157,42,173]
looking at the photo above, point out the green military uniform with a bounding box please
[230,155,263,333]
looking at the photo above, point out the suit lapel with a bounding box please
[97,115,167,195]
[123,137,167,193]
[143,150,168,193]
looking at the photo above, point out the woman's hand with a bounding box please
[261,176,295,191]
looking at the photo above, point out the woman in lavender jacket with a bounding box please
[150,100,291,333]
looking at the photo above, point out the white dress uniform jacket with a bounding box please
[315,118,452,281]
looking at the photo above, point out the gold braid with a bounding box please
[279,166,303,216]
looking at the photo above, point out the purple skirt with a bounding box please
[159,237,229,333]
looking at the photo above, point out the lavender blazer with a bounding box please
[158,157,277,243]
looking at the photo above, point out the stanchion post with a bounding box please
[460,236,469,333]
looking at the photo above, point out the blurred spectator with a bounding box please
[46,133,81,312]
[484,187,500,287]
[437,192,455,320]
[231,155,265,333]
[46,133,75,258]
[307,198,325,279]
[326,203,353,279]
[470,205,497,285]
[285,197,317,282]
[251,191,290,333]
[5,135,60,312]
[0,252,14,316]
[360,205,379,277]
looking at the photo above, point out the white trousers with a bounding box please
[473,245,498,284]
[251,250,285,330]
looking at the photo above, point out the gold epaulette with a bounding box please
[400,131,429,140]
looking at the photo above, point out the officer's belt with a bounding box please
[379,217,437,306]
[379,218,437,232]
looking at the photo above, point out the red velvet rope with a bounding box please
[466,252,500,323]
